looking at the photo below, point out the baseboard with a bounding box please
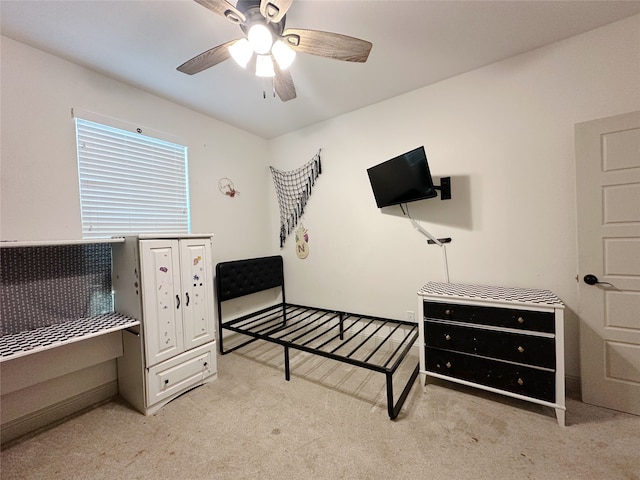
[1,380,118,447]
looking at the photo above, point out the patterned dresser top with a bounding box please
[0,313,140,362]
[418,281,564,308]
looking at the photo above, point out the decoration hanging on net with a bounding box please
[270,149,322,248]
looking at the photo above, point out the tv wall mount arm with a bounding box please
[434,177,452,200]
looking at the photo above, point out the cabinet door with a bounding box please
[140,240,183,365]
[179,238,215,350]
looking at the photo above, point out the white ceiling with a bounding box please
[2,0,640,139]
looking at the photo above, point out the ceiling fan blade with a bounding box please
[274,63,296,102]
[281,28,372,63]
[177,40,237,75]
[194,0,246,24]
[260,0,294,23]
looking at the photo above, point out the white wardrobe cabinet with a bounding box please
[113,235,217,415]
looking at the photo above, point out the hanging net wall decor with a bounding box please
[270,149,322,248]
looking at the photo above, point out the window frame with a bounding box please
[73,109,191,239]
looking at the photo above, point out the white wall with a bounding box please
[268,14,640,379]
[0,36,272,263]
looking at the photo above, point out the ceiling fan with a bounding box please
[177,0,373,101]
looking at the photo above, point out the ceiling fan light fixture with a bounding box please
[272,40,296,70]
[248,23,273,55]
[229,38,253,68]
[180,0,373,102]
[255,55,275,77]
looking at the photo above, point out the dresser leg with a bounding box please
[420,372,427,385]
[555,407,566,427]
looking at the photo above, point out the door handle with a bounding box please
[583,274,616,288]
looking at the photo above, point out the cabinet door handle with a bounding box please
[176,294,180,309]
[186,292,190,306]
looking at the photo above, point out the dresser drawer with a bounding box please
[425,321,556,369]
[425,347,555,402]
[424,301,554,333]
[146,342,216,406]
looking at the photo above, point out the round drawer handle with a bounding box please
[517,346,525,353]
[445,334,451,341]
[445,309,453,316]
[517,378,524,386]
[517,316,525,324]
[445,362,452,369]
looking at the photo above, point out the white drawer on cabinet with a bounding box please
[146,342,216,406]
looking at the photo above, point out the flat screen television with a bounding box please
[367,146,437,208]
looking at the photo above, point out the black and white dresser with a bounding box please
[418,282,565,426]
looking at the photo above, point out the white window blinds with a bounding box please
[75,116,190,239]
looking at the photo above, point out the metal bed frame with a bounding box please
[216,256,420,420]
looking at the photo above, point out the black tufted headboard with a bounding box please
[215,255,284,302]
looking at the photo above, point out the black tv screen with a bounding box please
[367,146,437,208]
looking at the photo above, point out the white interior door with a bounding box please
[576,111,640,415]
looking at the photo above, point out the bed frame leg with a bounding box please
[386,362,420,420]
[284,346,290,381]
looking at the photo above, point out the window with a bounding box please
[74,112,190,239]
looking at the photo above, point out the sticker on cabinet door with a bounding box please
[193,256,202,266]
[159,266,168,273]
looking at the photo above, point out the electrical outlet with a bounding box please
[406,310,416,322]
